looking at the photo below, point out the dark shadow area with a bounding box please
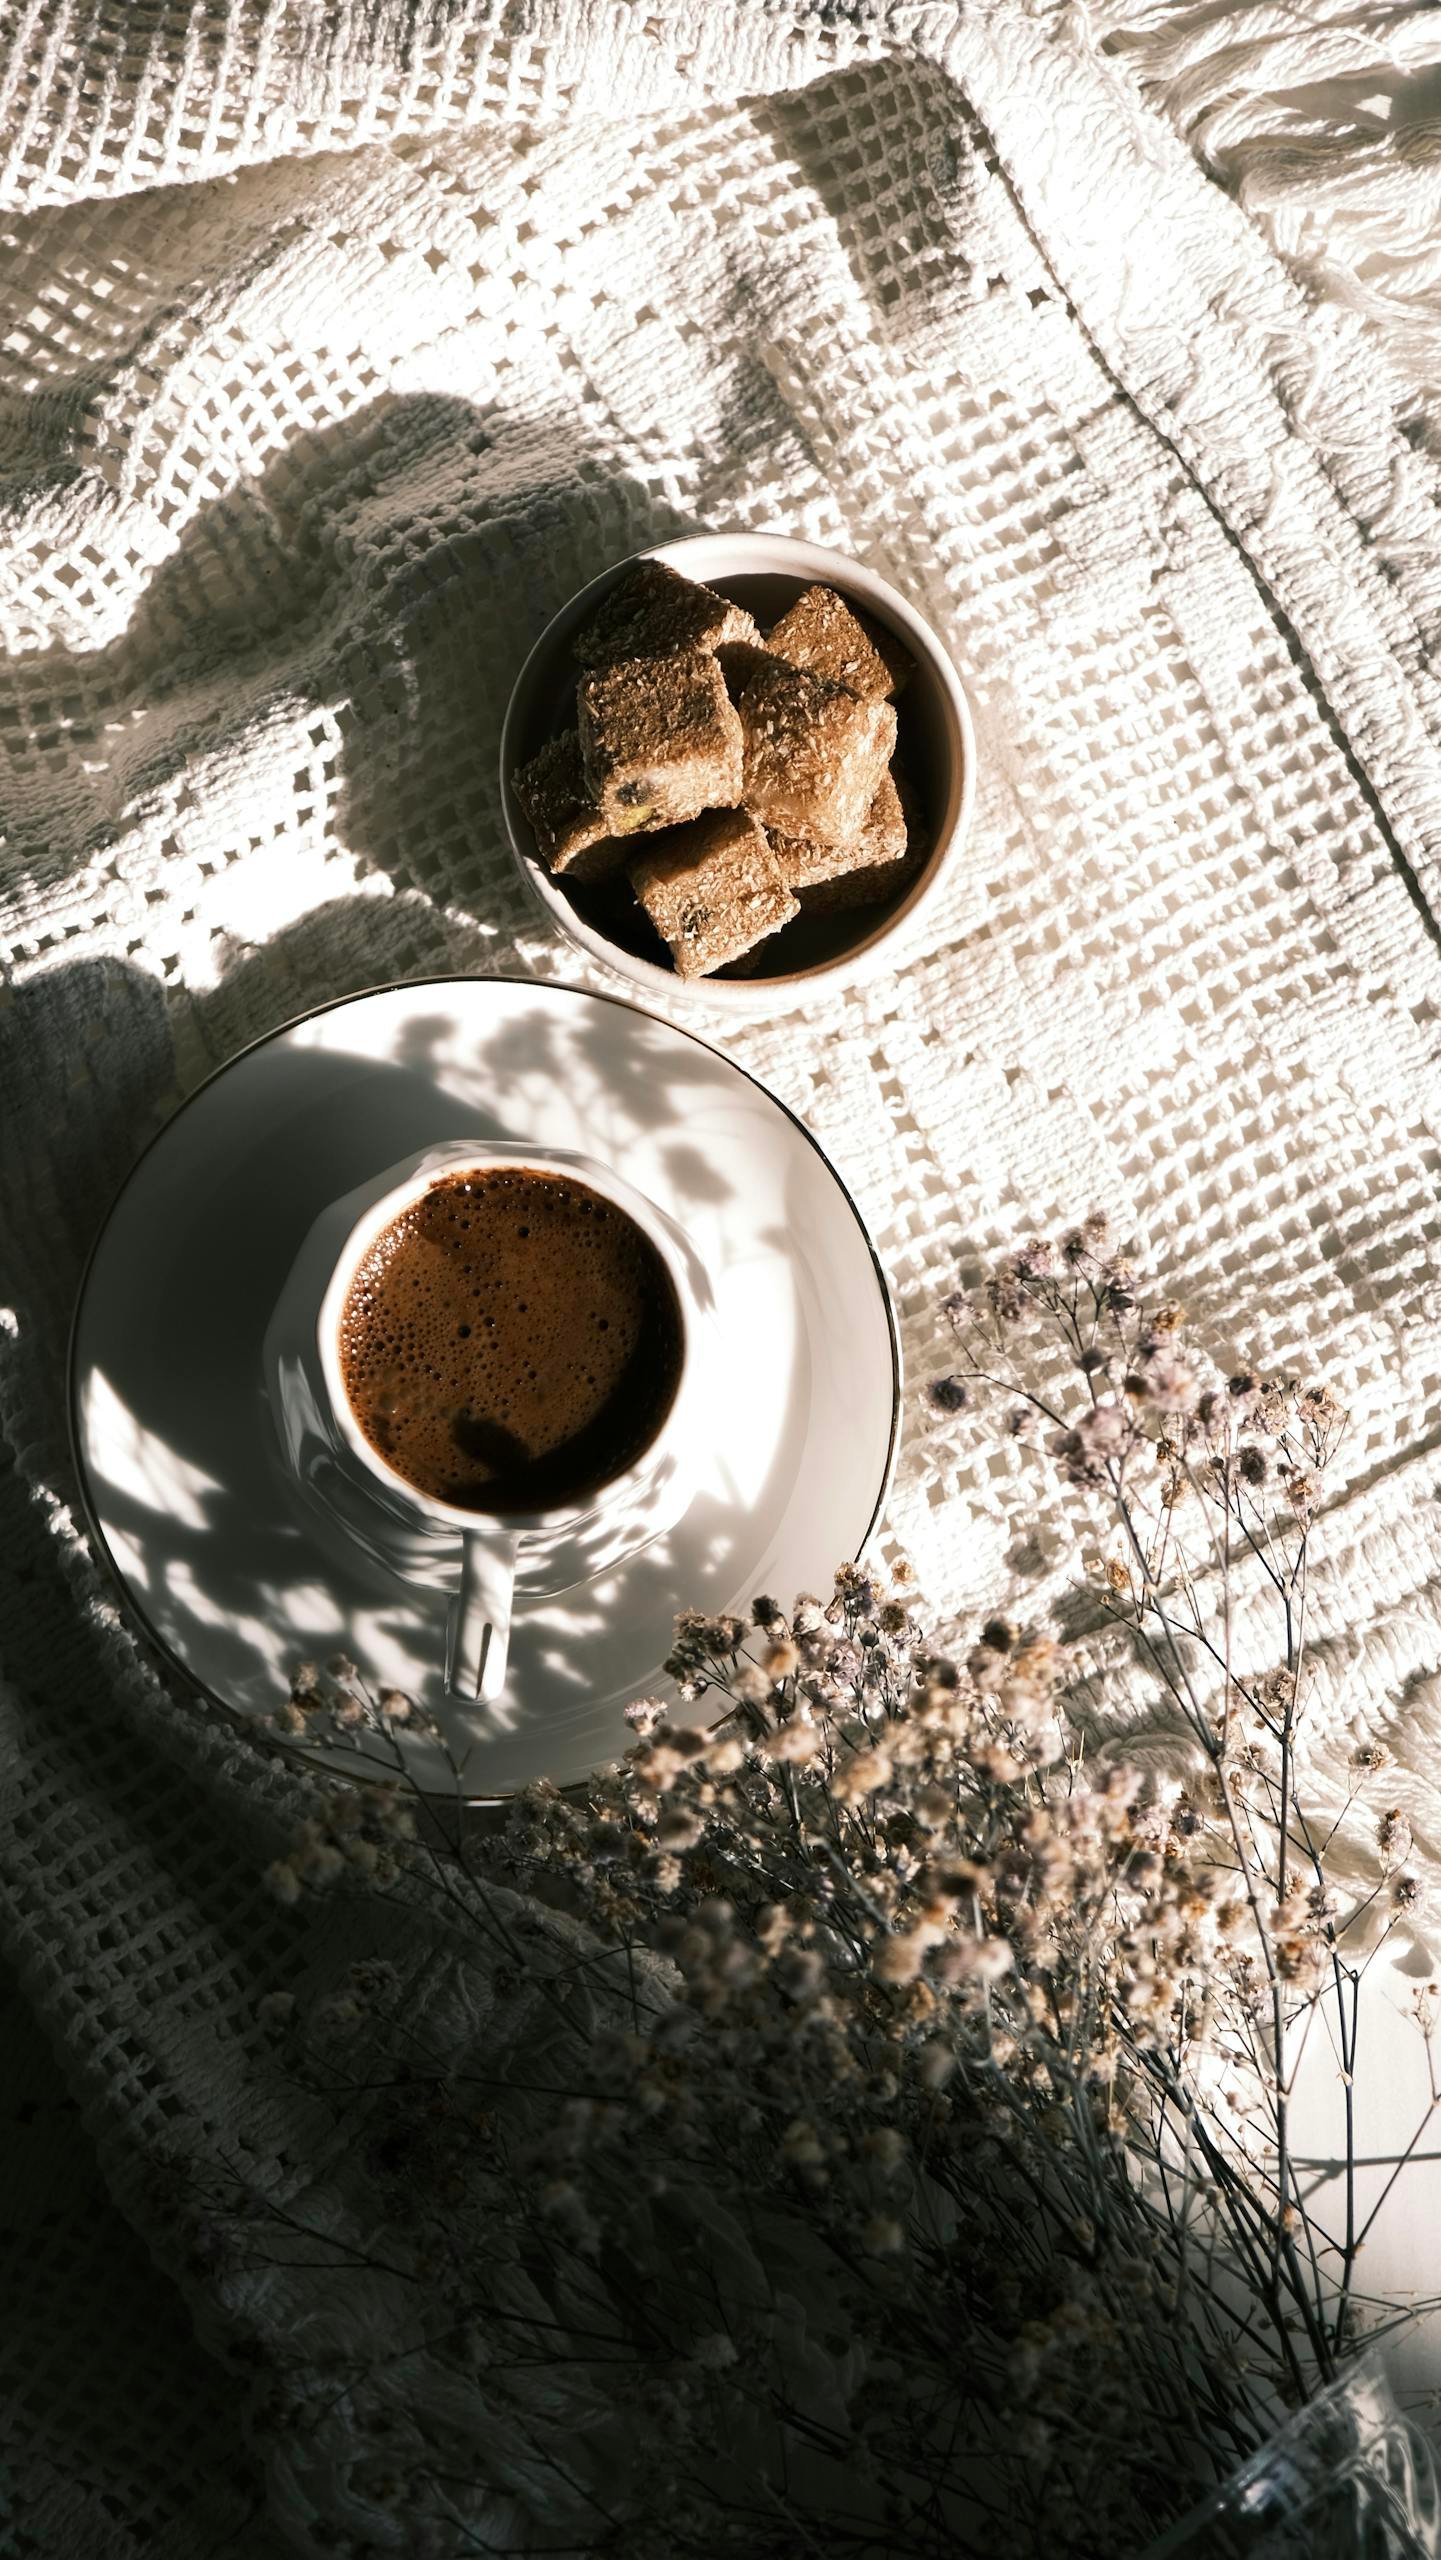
[0,1957,286,2560]
[324,406,699,926]
[764,56,989,344]
[3,386,698,931]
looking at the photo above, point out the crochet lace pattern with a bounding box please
[3,4,1440,2549]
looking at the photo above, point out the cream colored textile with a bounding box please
[4,2,1441,2548]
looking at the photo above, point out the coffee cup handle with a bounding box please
[444,1531,517,1703]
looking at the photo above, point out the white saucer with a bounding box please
[69,979,900,1796]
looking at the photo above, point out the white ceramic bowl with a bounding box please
[499,532,975,1014]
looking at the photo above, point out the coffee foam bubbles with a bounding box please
[337,1168,680,1512]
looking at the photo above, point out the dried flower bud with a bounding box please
[1137,1350,1196,1412]
[917,2039,955,2089]
[833,1746,893,1802]
[703,1735,745,1776]
[657,1807,704,1851]
[928,1374,970,1415]
[873,1929,929,1985]
[862,2214,906,2257]
[624,1696,666,1734]
[538,2180,598,2250]
[936,1937,1012,1988]
[770,1719,821,1765]
[968,1641,1007,1692]
[733,1663,772,1708]
[312,1993,362,2041]
[774,1946,825,2001]
[781,2118,825,2170]
[634,1741,686,1793]
[1013,1239,1055,1281]
[1378,1809,1413,1869]
[834,1564,875,1614]
[1296,1383,1346,1433]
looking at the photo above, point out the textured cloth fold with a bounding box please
[5,1,1441,2548]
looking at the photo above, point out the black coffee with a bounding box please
[339,1169,683,1513]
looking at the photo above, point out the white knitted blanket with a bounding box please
[5,2,1441,2549]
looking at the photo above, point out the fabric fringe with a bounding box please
[1096,0,1441,444]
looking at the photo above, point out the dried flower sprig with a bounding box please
[939,1217,1434,2373]
[242,1571,1433,2556]
[212,1224,1441,2559]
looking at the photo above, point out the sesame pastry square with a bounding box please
[768,769,926,914]
[511,729,628,881]
[578,649,745,836]
[738,655,896,844]
[766,584,912,702]
[628,808,799,978]
[766,767,907,892]
[573,559,761,669]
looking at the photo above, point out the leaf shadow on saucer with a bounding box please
[3,926,838,1798]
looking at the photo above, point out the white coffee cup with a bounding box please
[311,1140,706,1704]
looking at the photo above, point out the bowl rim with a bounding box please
[498,530,976,1010]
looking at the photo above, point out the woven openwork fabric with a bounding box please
[4,1,1441,2548]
